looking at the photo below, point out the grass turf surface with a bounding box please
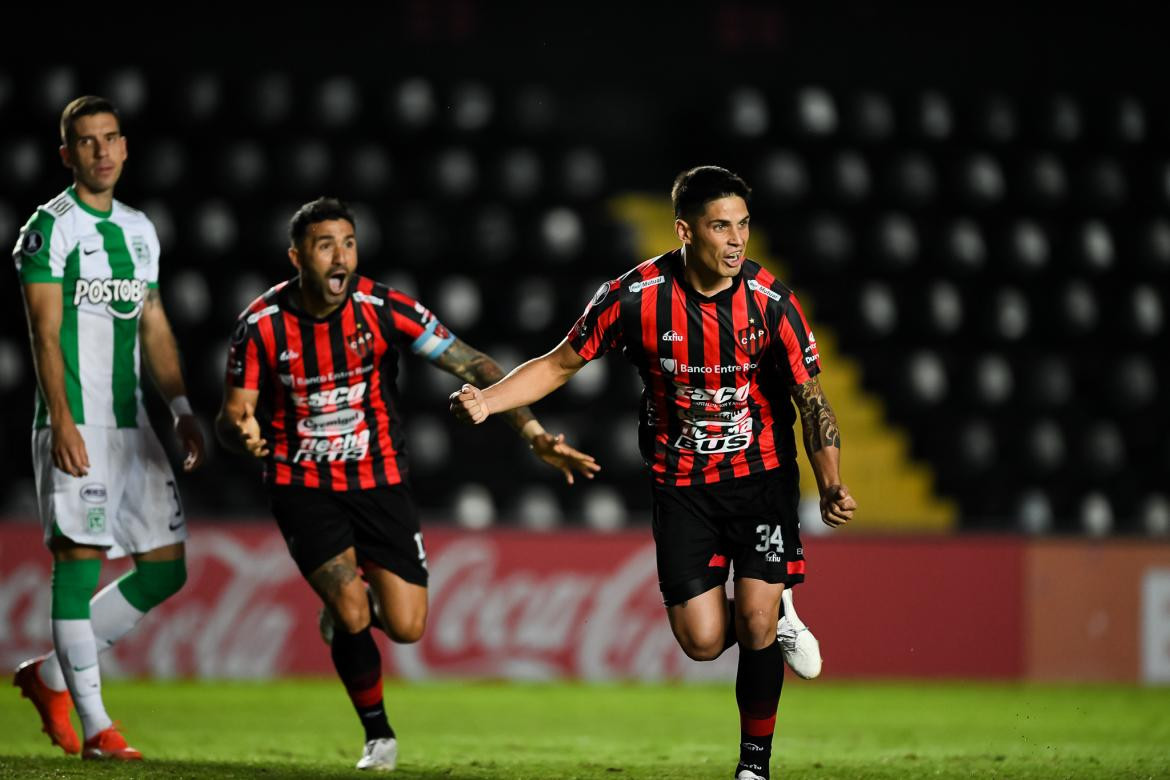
[0,679,1167,779]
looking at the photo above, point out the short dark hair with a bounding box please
[671,166,751,221]
[289,197,356,247]
[60,96,121,145]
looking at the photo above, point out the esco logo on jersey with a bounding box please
[291,381,368,409]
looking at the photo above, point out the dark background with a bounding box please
[2,2,1166,534]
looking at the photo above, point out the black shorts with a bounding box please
[651,465,805,607]
[268,483,428,587]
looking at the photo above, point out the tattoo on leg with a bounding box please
[795,378,841,453]
[310,556,359,602]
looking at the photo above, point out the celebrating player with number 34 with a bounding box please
[451,167,857,780]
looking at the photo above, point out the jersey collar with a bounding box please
[66,186,114,219]
[669,248,745,304]
[282,275,354,322]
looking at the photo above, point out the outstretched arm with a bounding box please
[438,337,598,484]
[140,288,204,471]
[791,376,856,528]
[447,338,586,424]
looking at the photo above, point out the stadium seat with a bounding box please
[847,91,895,142]
[757,150,808,202]
[452,483,496,530]
[913,90,953,141]
[729,86,769,138]
[7,138,42,187]
[165,269,212,326]
[314,76,361,128]
[390,77,437,129]
[245,73,292,125]
[796,86,838,136]
[450,82,493,132]
[581,485,628,531]
[103,68,148,117]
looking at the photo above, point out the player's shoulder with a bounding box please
[624,252,674,290]
[742,260,796,305]
[111,198,156,230]
[24,189,76,230]
[239,280,290,324]
[599,250,676,304]
[352,275,391,307]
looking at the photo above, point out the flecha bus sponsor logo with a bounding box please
[291,429,371,463]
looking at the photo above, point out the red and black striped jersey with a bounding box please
[226,274,456,491]
[567,249,821,487]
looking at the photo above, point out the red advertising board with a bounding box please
[0,523,1039,681]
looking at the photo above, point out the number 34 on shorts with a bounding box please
[755,524,785,554]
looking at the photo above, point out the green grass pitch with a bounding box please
[1,679,1167,778]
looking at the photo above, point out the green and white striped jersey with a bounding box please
[12,186,161,430]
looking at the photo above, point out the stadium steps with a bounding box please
[609,193,956,532]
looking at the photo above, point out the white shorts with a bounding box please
[32,424,188,558]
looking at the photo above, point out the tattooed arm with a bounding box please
[435,338,599,484]
[791,376,856,528]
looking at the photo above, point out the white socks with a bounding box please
[37,579,146,692]
[52,619,112,738]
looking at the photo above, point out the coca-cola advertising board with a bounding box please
[12,523,1164,682]
[0,524,740,681]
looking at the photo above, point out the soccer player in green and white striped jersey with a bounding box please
[10,96,205,761]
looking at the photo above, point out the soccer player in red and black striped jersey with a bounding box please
[215,197,598,771]
[451,167,857,780]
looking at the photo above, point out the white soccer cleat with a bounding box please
[736,770,767,780]
[356,737,397,771]
[777,588,822,679]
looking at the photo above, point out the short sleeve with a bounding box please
[774,291,821,385]
[566,280,622,361]
[385,289,457,361]
[226,315,264,390]
[13,210,65,284]
[142,219,161,287]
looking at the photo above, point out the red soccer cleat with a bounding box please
[13,656,80,754]
[82,724,143,761]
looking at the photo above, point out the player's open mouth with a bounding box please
[327,271,347,295]
[724,252,743,266]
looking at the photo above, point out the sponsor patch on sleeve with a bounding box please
[747,279,782,302]
[628,275,665,293]
[20,229,45,256]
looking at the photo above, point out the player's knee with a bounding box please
[120,559,187,612]
[386,610,427,644]
[330,598,372,634]
[735,608,778,649]
[681,639,724,662]
[677,630,725,661]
